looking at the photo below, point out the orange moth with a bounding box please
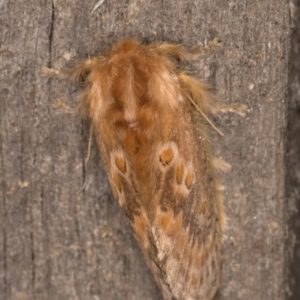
[44,39,246,300]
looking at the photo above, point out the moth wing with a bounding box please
[143,107,222,300]
[106,105,222,300]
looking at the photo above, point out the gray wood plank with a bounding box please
[0,0,297,299]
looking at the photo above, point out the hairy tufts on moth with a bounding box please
[44,39,246,300]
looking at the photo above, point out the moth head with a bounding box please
[77,40,182,125]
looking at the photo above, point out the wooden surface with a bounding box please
[287,1,300,299]
[0,0,298,299]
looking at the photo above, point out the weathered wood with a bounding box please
[287,1,300,300]
[0,0,297,299]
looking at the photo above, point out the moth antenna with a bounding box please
[85,125,93,164]
[188,95,224,136]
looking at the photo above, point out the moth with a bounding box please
[44,39,246,300]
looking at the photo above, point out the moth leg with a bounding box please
[85,125,93,163]
[51,98,75,115]
[177,72,217,114]
[43,59,99,154]
[148,38,221,61]
[211,103,248,117]
[43,57,103,118]
[146,42,191,61]
[210,158,230,194]
[189,37,221,56]
[212,157,231,173]
[178,72,247,117]
[42,56,102,84]
[42,67,78,115]
[42,66,68,79]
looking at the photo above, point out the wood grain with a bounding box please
[0,0,297,299]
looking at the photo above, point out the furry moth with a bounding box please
[44,39,246,300]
